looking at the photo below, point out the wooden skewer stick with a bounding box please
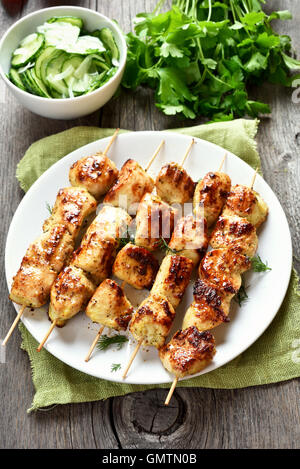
[84,325,105,362]
[165,377,179,406]
[34,130,122,353]
[2,305,26,346]
[180,138,195,166]
[250,167,259,189]
[122,338,143,379]
[218,152,227,172]
[145,140,165,172]
[37,319,58,352]
[102,128,120,156]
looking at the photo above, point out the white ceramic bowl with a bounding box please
[0,6,127,119]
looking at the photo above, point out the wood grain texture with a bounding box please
[0,0,299,450]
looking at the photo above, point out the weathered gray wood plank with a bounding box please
[0,0,299,450]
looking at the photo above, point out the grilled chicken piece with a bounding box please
[151,255,193,309]
[43,187,97,241]
[49,265,95,327]
[135,193,176,251]
[113,243,159,290]
[193,172,231,227]
[71,234,118,284]
[159,327,216,378]
[9,225,74,308]
[155,162,195,204]
[69,153,118,199]
[183,278,232,331]
[103,159,154,214]
[130,293,176,348]
[10,260,57,308]
[222,184,268,229]
[86,279,133,330]
[168,214,208,266]
[86,205,132,240]
[199,247,251,295]
[210,214,258,257]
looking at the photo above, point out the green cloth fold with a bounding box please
[14,119,299,412]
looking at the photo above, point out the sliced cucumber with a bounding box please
[66,35,105,55]
[35,46,59,80]
[29,69,51,98]
[11,33,45,68]
[9,68,26,91]
[37,21,80,50]
[47,16,83,30]
[19,70,36,94]
[62,55,98,94]
[46,53,69,95]
[98,28,119,61]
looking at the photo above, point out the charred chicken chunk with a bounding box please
[151,255,193,309]
[69,153,118,199]
[43,187,97,240]
[155,162,195,204]
[183,279,232,331]
[86,279,134,331]
[193,172,231,227]
[130,293,176,348]
[159,326,216,378]
[222,184,268,229]
[49,265,95,327]
[168,214,208,266]
[103,159,154,214]
[113,243,159,290]
[210,214,258,257]
[135,193,176,251]
[199,247,251,295]
[71,234,118,284]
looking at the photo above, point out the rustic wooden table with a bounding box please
[0,0,299,450]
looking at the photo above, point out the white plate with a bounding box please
[5,131,292,385]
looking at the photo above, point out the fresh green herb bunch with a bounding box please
[122,0,300,122]
[158,236,182,254]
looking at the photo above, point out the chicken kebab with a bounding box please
[122,153,231,379]
[38,140,167,352]
[3,129,120,346]
[161,169,269,405]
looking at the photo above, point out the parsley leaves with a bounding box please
[122,0,300,122]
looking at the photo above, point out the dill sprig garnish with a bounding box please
[111,363,121,372]
[158,236,182,255]
[97,334,128,351]
[234,284,248,307]
[46,202,53,214]
[250,255,272,272]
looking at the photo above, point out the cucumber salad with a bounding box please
[8,16,120,99]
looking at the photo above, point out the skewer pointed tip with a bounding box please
[165,376,179,406]
[2,305,26,346]
[145,140,165,172]
[250,166,259,189]
[180,138,195,167]
[218,152,227,172]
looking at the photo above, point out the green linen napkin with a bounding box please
[14,119,300,412]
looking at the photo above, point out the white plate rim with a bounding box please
[5,130,293,385]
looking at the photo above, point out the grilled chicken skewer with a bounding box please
[38,141,165,352]
[122,150,226,379]
[84,142,166,361]
[3,130,120,346]
[163,168,268,404]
